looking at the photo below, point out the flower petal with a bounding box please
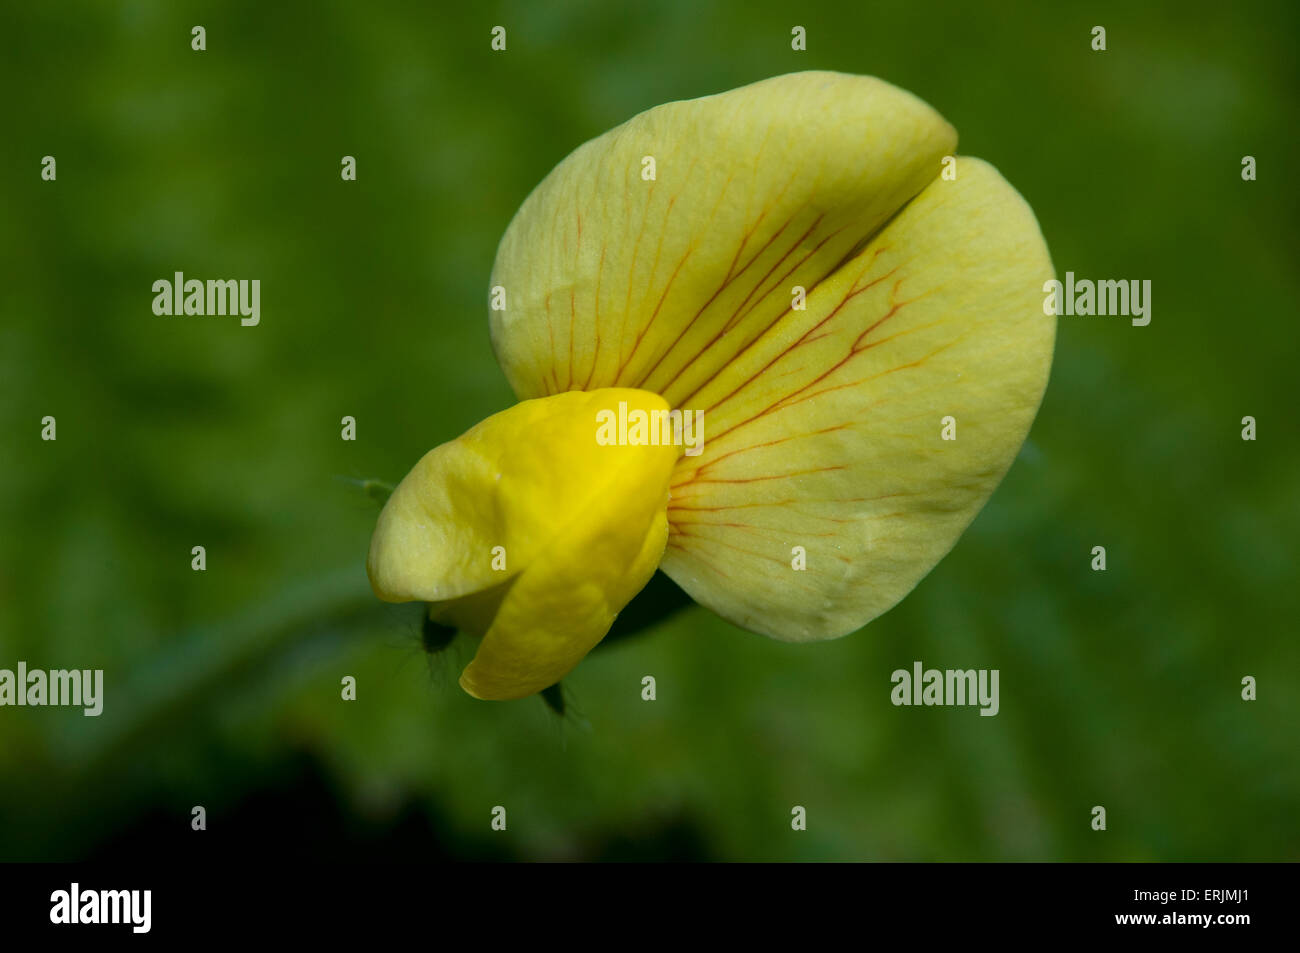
[489,71,957,404]
[367,388,680,698]
[660,159,1056,640]
[459,476,670,699]
[367,388,676,604]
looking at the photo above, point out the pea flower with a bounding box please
[367,71,1055,700]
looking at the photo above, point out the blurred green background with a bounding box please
[2,0,1297,862]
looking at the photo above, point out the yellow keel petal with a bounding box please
[460,480,670,700]
[369,388,668,603]
[367,388,679,698]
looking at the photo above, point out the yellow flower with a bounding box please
[368,71,1056,700]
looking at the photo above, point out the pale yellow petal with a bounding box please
[489,71,957,403]
[660,159,1055,640]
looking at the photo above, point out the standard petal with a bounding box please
[659,159,1056,641]
[489,71,957,405]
